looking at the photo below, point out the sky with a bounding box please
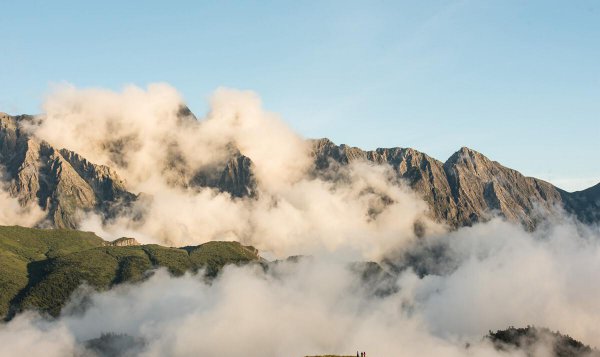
[0,0,598,191]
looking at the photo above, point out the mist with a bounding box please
[1,218,599,356]
[0,183,45,227]
[2,84,599,356]
[23,84,440,259]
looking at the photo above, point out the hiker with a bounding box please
[357,352,360,357]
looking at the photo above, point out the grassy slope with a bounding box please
[0,226,104,317]
[0,225,260,319]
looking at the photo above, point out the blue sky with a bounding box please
[1,0,599,191]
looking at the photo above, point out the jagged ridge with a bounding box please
[1,112,598,230]
[0,113,136,228]
[310,138,592,228]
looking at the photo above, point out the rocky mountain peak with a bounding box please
[445,146,491,167]
[0,113,136,229]
[309,138,596,229]
[1,110,598,232]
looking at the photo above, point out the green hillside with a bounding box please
[0,225,261,319]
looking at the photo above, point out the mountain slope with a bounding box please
[561,183,600,224]
[1,112,598,230]
[0,113,136,228]
[311,138,594,228]
[0,225,261,319]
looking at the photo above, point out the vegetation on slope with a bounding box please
[0,225,261,319]
[487,326,600,357]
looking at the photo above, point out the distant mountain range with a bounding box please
[1,112,598,230]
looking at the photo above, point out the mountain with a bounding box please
[561,183,600,223]
[191,151,257,198]
[0,225,262,319]
[310,139,574,229]
[207,137,599,228]
[1,112,598,230]
[0,113,136,228]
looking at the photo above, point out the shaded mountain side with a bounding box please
[0,113,136,228]
[0,225,262,319]
[310,138,595,228]
[561,183,600,224]
[191,151,257,198]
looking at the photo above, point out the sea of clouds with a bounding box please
[0,84,599,356]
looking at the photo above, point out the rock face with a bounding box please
[1,111,598,230]
[104,237,141,247]
[0,113,136,228]
[561,183,600,224]
[191,152,257,198]
[190,136,598,228]
[170,135,600,229]
[441,147,564,228]
[310,138,595,228]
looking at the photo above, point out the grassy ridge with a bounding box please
[0,225,260,319]
[0,226,105,317]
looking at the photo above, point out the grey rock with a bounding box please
[104,237,141,247]
[189,136,599,228]
[561,183,600,224]
[191,151,257,198]
[310,138,597,228]
[1,110,598,230]
[0,113,136,228]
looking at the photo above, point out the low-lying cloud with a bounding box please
[30,84,311,191]
[80,160,437,260]
[1,219,599,356]
[0,185,45,227]
[23,84,439,259]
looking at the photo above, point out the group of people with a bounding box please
[357,352,367,357]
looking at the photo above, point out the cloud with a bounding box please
[1,218,599,356]
[29,84,311,192]
[414,219,600,344]
[77,159,437,259]
[26,83,437,259]
[0,186,45,227]
[0,313,78,357]
[4,83,599,356]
